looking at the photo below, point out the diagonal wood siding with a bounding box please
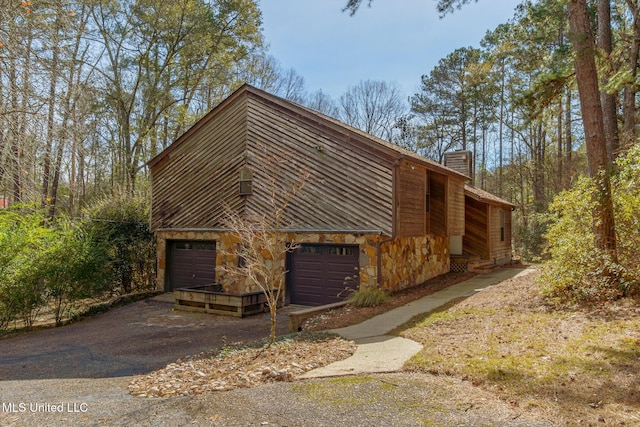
[150,85,472,238]
[244,94,394,234]
[463,195,489,258]
[150,93,249,230]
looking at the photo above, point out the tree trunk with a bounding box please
[564,85,573,189]
[623,0,640,144]
[568,0,617,258]
[597,0,620,162]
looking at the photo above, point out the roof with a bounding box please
[464,185,515,208]
[149,84,470,181]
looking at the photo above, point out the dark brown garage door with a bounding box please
[289,244,359,306]
[167,241,216,291]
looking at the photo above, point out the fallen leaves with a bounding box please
[129,336,356,398]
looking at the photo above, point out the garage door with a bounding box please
[167,241,216,291]
[289,244,359,306]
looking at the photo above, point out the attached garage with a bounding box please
[167,241,217,291]
[288,244,360,306]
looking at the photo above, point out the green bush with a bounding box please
[82,189,156,294]
[540,144,640,304]
[0,208,54,328]
[40,221,111,325]
[0,207,112,330]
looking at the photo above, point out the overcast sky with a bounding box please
[259,0,522,101]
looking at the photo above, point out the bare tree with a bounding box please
[339,79,406,141]
[304,89,339,118]
[241,54,307,104]
[220,152,310,345]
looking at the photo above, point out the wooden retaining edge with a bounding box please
[288,301,348,333]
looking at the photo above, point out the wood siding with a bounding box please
[463,196,489,259]
[429,172,447,236]
[448,178,465,236]
[245,94,394,234]
[150,85,472,239]
[397,161,426,236]
[463,195,513,264]
[489,206,512,263]
[443,150,473,180]
[151,93,249,230]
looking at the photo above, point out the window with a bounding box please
[239,168,253,195]
[328,246,356,256]
[299,245,322,254]
[500,210,505,242]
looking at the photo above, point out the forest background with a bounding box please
[1,0,639,329]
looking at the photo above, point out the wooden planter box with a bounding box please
[174,284,267,317]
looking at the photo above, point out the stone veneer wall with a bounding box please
[380,235,450,292]
[156,230,449,295]
[155,230,384,294]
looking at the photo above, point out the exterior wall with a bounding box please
[463,196,489,259]
[156,229,384,294]
[448,178,466,236]
[380,235,450,292]
[150,93,249,230]
[245,94,395,234]
[397,161,427,236]
[489,206,513,265]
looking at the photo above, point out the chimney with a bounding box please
[444,150,473,184]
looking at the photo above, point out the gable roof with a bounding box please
[465,184,515,208]
[149,84,470,181]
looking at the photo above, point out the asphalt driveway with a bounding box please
[0,295,291,380]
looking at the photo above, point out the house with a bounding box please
[444,151,514,269]
[149,84,471,306]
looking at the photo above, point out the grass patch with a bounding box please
[401,270,640,426]
[346,288,389,307]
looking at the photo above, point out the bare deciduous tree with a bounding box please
[220,152,310,345]
[338,79,406,141]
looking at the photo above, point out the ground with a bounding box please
[128,271,474,397]
[300,271,477,331]
[129,268,640,426]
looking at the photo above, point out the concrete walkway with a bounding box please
[301,267,535,378]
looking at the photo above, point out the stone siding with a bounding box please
[156,230,449,296]
[380,235,450,292]
[156,230,383,294]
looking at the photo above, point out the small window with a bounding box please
[194,242,215,251]
[299,245,322,254]
[239,168,253,195]
[328,246,355,256]
[500,210,505,242]
[425,194,430,213]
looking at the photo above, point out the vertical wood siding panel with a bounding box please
[448,178,465,236]
[397,161,425,236]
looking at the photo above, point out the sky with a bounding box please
[259,0,522,101]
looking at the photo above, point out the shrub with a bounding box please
[0,207,53,328]
[82,189,156,294]
[40,221,111,325]
[0,207,112,330]
[540,143,640,304]
[345,287,389,307]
